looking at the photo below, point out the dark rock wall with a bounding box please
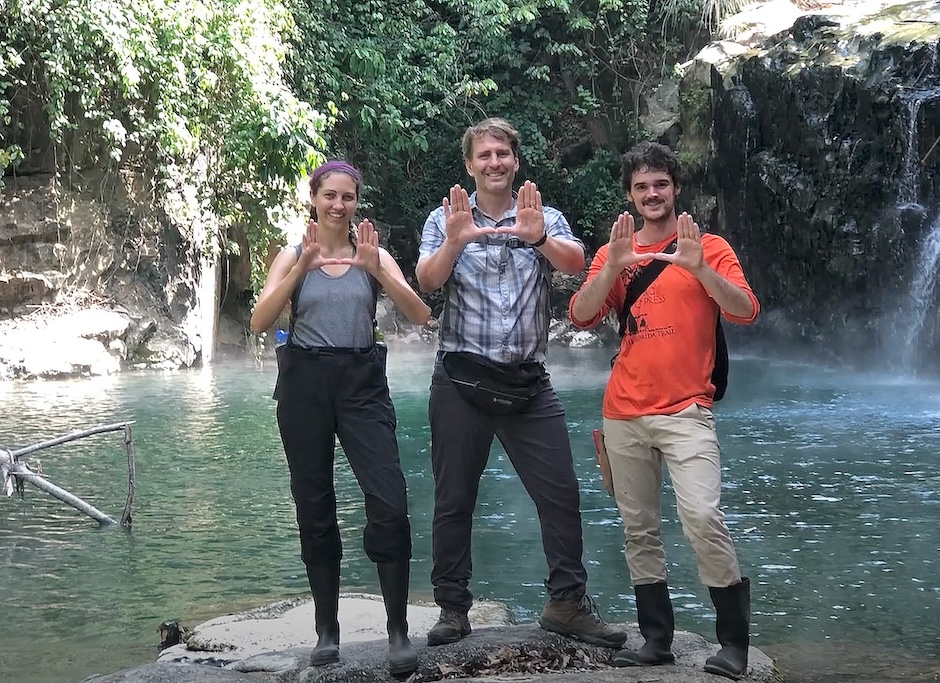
[685,9,940,364]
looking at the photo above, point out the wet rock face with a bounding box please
[685,1,940,361]
[0,171,218,378]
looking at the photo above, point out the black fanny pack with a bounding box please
[441,352,543,416]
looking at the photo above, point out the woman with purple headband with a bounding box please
[250,160,429,675]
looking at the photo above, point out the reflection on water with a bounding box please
[1,348,939,683]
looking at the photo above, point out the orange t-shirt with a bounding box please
[569,232,759,419]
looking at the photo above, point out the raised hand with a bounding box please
[337,219,381,275]
[298,220,342,271]
[495,180,545,243]
[649,212,704,272]
[605,212,648,272]
[443,184,495,246]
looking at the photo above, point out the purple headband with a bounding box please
[309,160,362,190]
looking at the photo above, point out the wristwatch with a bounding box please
[530,232,548,248]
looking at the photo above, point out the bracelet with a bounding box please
[530,232,548,248]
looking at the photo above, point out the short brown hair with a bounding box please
[461,118,520,160]
[621,142,682,192]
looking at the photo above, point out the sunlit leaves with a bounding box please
[1,0,328,284]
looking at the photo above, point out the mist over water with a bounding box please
[1,347,938,682]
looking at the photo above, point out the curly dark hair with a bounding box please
[620,142,682,192]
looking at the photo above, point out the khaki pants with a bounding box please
[603,404,741,588]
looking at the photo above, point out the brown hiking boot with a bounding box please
[539,593,627,648]
[426,608,471,646]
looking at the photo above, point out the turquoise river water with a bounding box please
[0,347,938,682]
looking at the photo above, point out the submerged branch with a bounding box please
[12,466,117,526]
[120,424,135,528]
[4,421,136,527]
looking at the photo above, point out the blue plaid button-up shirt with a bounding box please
[419,192,584,364]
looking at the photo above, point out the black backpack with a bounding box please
[612,242,729,401]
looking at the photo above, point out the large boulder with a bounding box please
[84,594,780,683]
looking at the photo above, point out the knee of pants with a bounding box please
[624,525,664,547]
[679,507,728,543]
[300,526,342,564]
[434,484,480,517]
[294,494,337,533]
[364,514,412,563]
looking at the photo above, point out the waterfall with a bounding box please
[897,91,934,210]
[892,87,940,370]
[900,214,940,370]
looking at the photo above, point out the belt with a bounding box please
[294,345,375,356]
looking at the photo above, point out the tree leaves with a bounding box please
[1,0,329,287]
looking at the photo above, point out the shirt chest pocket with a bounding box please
[454,240,542,283]
[454,242,503,284]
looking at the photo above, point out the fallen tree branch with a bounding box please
[3,421,136,527]
[120,423,135,528]
[12,464,117,525]
[10,421,135,459]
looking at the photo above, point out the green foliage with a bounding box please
[679,81,713,136]
[562,150,627,249]
[2,0,727,296]
[657,0,741,33]
[280,0,727,252]
[284,0,661,241]
[1,0,328,286]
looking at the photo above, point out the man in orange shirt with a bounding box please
[568,142,759,681]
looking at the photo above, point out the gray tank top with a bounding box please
[289,257,376,349]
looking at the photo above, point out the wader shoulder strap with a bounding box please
[286,244,303,345]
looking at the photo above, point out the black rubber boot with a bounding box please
[613,581,676,666]
[305,561,341,666]
[704,577,750,680]
[377,561,419,676]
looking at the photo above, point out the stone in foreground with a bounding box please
[87,623,780,683]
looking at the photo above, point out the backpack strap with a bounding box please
[616,240,676,337]
[712,316,729,401]
[611,239,730,400]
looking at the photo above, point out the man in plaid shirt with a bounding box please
[416,117,626,649]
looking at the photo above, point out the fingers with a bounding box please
[357,218,372,241]
[517,181,540,210]
[302,220,318,253]
[355,219,380,252]
[519,181,531,209]
[447,185,471,216]
[677,213,701,240]
[610,212,634,242]
[677,212,690,239]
